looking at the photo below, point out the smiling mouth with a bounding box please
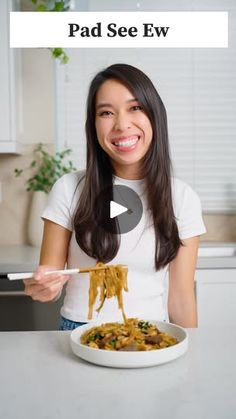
[111,136,140,150]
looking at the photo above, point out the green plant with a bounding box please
[31,0,71,12]
[30,0,70,64]
[15,143,76,193]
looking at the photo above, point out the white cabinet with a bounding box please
[196,269,236,326]
[0,0,22,153]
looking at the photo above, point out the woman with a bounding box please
[24,63,206,329]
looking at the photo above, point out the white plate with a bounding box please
[70,320,188,368]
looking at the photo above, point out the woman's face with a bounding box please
[95,79,153,179]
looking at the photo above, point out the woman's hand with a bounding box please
[25,219,72,302]
[23,265,69,302]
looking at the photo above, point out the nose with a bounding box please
[113,111,132,131]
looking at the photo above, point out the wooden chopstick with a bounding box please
[79,264,127,273]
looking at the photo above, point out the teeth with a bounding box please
[114,138,139,147]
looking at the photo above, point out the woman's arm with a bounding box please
[39,219,72,266]
[168,236,200,327]
[24,219,72,302]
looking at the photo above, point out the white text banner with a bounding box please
[10,12,228,48]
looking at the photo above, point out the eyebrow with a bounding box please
[96,98,138,110]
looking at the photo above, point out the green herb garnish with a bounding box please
[138,321,151,330]
[110,338,118,348]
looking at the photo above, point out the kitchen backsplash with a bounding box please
[0,145,53,245]
[202,214,236,242]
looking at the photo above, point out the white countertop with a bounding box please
[0,327,235,419]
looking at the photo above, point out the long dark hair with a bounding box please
[74,63,182,269]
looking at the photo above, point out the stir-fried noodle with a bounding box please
[81,318,178,351]
[88,262,128,322]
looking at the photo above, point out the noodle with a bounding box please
[88,262,128,322]
[80,318,178,351]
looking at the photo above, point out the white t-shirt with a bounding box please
[42,171,206,323]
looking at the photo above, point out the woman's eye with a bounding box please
[131,105,143,111]
[98,110,113,117]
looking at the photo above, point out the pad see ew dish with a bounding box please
[80,318,177,351]
[71,320,188,368]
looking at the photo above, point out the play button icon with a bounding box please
[110,201,128,218]
[94,184,143,234]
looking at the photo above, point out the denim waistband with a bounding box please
[59,315,87,331]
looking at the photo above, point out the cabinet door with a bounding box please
[0,0,21,153]
[196,269,236,326]
[0,1,11,144]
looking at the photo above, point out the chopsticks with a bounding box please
[7,264,128,281]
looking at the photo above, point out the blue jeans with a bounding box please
[59,316,87,331]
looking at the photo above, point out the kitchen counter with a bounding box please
[0,327,235,419]
[0,246,63,331]
[0,245,39,274]
[197,242,236,269]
